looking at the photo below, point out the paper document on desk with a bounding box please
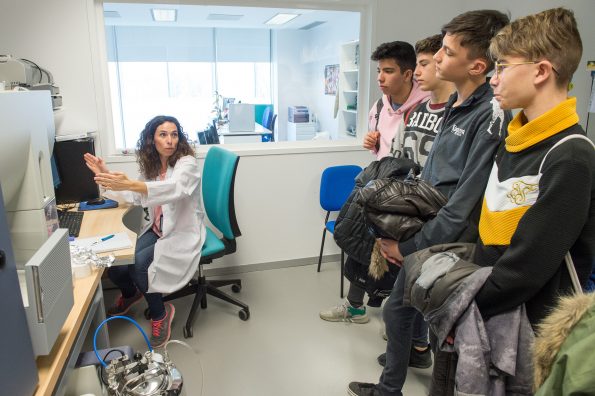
[71,232,132,254]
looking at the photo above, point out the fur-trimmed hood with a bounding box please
[533,292,595,391]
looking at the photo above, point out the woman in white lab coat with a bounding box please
[84,115,206,348]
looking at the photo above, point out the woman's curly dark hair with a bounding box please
[136,115,195,179]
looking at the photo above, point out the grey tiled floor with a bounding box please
[102,262,431,396]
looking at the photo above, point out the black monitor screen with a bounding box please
[50,154,61,189]
[53,138,100,205]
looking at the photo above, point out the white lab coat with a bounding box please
[105,155,206,294]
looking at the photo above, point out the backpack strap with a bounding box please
[373,98,384,152]
[538,134,595,174]
[374,97,384,131]
[403,101,421,126]
[537,133,594,294]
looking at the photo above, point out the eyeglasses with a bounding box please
[494,61,560,78]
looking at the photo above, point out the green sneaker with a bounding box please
[319,301,369,323]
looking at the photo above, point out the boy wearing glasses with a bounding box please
[476,7,594,332]
[349,9,510,396]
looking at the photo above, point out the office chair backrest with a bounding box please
[270,114,277,134]
[262,106,273,129]
[205,124,219,144]
[197,131,207,145]
[122,205,144,235]
[319,165,362,212]
[202,146,241,240]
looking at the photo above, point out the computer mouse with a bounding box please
[86,198,105,206]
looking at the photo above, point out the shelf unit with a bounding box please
[337,41,359,139]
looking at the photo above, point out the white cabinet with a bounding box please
[337,41,359,139]
[287,121,318,141]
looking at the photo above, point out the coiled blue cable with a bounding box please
[93,315,152,367]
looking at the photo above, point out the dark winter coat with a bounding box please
[333,157,417,264]
[357,176,447,241]
[333,156,417,297]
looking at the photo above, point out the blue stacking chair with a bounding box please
[261,106,273,129]
[316,165,362,298]
[161,146,248,338]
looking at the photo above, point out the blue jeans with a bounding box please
[378,268,429,396]
[108,230,165,320]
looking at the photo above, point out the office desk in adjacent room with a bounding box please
[218,122,271,144]
[34,205,138,396]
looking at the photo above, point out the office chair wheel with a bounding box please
[239,308,250,321]
[183,326,193,338]
[144,308,151,320]
[231,284,241,293]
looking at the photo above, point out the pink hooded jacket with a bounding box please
[367,80,429,159]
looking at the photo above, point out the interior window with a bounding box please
[104,3,360,149]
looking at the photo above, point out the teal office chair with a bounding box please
[159,146,248,338]
[317,165,362,298]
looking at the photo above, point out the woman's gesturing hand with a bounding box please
[84,153,110,175]
[94,171,148,194]
[94,171,131,191]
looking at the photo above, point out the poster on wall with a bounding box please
[324,64,339,95]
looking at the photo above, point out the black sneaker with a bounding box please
[348,382,381,396]
[409,345,432,369]
[377,345,432,368]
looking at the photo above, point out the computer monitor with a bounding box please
[228,103,255,132]
[53,138,100,205]
[223,97,235,112]
[50,154,61,189]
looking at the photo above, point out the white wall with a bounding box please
[306,14,360,138]
[274,13,359,140]
[1,0,594,271]
[274,29,311,141]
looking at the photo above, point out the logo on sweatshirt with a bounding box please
[451,124,465,136]
[507,181,538,205]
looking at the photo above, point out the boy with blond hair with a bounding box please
[476,7,594,329]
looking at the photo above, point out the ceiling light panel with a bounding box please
[151,8,177,22]
[265,13,299,25]
[103,10,121,18]
[207,14,244,21]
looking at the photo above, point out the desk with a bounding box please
[218,122,272,144]
[34,205,138,396]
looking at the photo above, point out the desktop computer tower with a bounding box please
[0,187,39,396]
[54,138,100,204]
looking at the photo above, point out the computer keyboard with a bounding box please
[58,211,84,237]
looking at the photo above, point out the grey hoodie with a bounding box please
[400,82,511,257]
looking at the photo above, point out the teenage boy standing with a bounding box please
[376,32,456,374]
[348,10,510,396]
[363,41,429,159]
[320,42,428,325]
[477,7,594,334]
[391,34,455,168]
